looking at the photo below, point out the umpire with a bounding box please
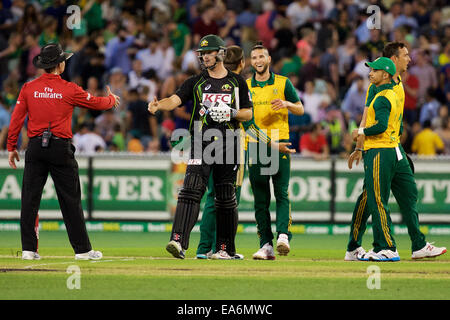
[7,43,120,260]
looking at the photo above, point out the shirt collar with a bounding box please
[251,72,275,88]
[376,82,394,92]
[392,74,402,86]
[41,73,61,79]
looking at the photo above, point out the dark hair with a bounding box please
[224,45,244,71]
[44,66,57,73]
[383,42,406,58]
[251,41,266,52]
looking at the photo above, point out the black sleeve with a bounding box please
[175,75,198,106]
[235,74,252,109]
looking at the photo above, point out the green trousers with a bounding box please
[196,172,243,255]
[348,146,426,253]
[248,142,292,248]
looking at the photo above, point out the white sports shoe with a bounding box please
[75,250,103,260]
[166,240,185,259]
[252,243,276,260]
[22,250,41,260]
[412,242,447,259]
[211,250,233,260]
[276,234,290,256]
[232,253,244,260]
[358,249,400,262]
[344,247,366,261]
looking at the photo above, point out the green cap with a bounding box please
[365,57,396,76]
[196,34,226,52]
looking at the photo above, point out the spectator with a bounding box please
[111,124,126,152]
[432,105,449,130]
[419,88,440,126]
[38,15,59,47]
[438,42,450,67]
[436,116,450,155]
[409,50,438,106]
[74,122,107,154]
[128,60,157,101]
[95,109,121,146]
[286,0,313,31]
[135,35,164,77]
[20,33,40,82]
[337,35,357,90]
[80,51,106,88]
[393,2,419,33]
[83,0,105,34]
[364,29,385,61]
[403,70,420,125]
[300,122,329,160]
[254,0,277,49]
[104,26,135,74]
[127,131,144,153]
[192,3,220,46]
[341,76,366,123]
[126,88,157,149]
[295,27,316,65]
[297,50,322,91]
[167,20,192,58]
[299,80,327,123]
[0,96,10,149]
[160,118,176,152]
[346,46,370,89]
[319,40,338,89]
[16,3,41,36]
[411,120,444,157]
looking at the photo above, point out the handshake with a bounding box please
[206,101,238,123]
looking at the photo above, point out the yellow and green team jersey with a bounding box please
[366,76,404,135]
[246,72,299,142]
[364,82,403,150]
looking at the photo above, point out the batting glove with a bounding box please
[209,101,237,123]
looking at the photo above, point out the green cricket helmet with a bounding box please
[196,34,226,52]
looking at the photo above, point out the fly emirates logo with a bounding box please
[34,87,63,99]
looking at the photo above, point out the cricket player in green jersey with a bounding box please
[347,47,446,261]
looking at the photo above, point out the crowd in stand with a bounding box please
[0,0,449,158]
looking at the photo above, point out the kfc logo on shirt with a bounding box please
[202,93,231,105]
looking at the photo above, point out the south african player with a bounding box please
[247,43,304,260]
[346,43,447,261]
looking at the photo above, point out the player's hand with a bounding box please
[148,96,159,114]
[273,141,296,154]
[209,101,234,123]
[8,150,19,169]
[351,128,359,141]
[271,99,287,111]
[106,85,120,108]
[348,150,362,169]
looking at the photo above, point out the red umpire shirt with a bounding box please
[7,73,115,152]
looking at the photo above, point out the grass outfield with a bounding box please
[0,231,449,300]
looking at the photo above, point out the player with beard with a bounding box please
[148,35,252,259]
[247,43,304,260]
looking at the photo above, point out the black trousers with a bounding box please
[170,135,240,254]
[21,137,92,254]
